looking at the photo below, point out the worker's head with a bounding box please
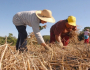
[65,16,76,31]
[40,20,47,24]
[86,29,89,31]
[36,9,55,23]
[67,16,76,26]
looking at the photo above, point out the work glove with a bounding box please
[57,42,63,48]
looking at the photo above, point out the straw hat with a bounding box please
[67,16,76,26]
[36,9,55,23]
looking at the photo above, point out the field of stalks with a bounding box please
[0,32,90,70]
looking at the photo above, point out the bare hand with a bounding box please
[43,25,47,29]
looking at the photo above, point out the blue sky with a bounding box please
[0,0,90,38]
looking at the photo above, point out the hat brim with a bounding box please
[36,10,55,23]
[68,22,76,26]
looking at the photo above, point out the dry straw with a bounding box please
[0,32,90,70]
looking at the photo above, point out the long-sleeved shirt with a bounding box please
[50,20,77,36]
[13,11,45,44]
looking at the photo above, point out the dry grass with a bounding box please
[0,32,90,70]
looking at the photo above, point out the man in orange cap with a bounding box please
[50,16,77,47]
[13,9,55,51]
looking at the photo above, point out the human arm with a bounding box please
[55,35,61,42]
[53,25,63,47]
[31,15,50,50]
[55,35,63,47]
[32,26,50,50]
[88,31,90,36]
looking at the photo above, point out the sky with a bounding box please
[0,0,90,38]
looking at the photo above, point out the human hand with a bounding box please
[57,42,63,47]
[44,46,52,51]
[41,43,52,51]
[43,25,47,29]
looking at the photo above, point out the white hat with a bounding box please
[36,9,55,23]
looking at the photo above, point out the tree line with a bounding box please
[0,33,17,45]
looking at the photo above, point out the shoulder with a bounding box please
[16,10,37,14]
[29,10,37,13]
[55,20,66,29]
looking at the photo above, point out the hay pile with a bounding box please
[0,32,90,70]
[68,29,79,44]
[0,41,90,70]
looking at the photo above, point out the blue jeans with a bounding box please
[15,25,27,50]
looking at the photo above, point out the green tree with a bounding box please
[7,33,17,45]
[0,37,5,45]
[0,33,17,45]
[43,35,50,43]
[78,31,84,41]
[82,27,90,32]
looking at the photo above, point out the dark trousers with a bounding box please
[15,25,27,50]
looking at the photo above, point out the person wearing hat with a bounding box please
[50,16,77,47]
[13,9,55,51]
[84,29,90,43]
